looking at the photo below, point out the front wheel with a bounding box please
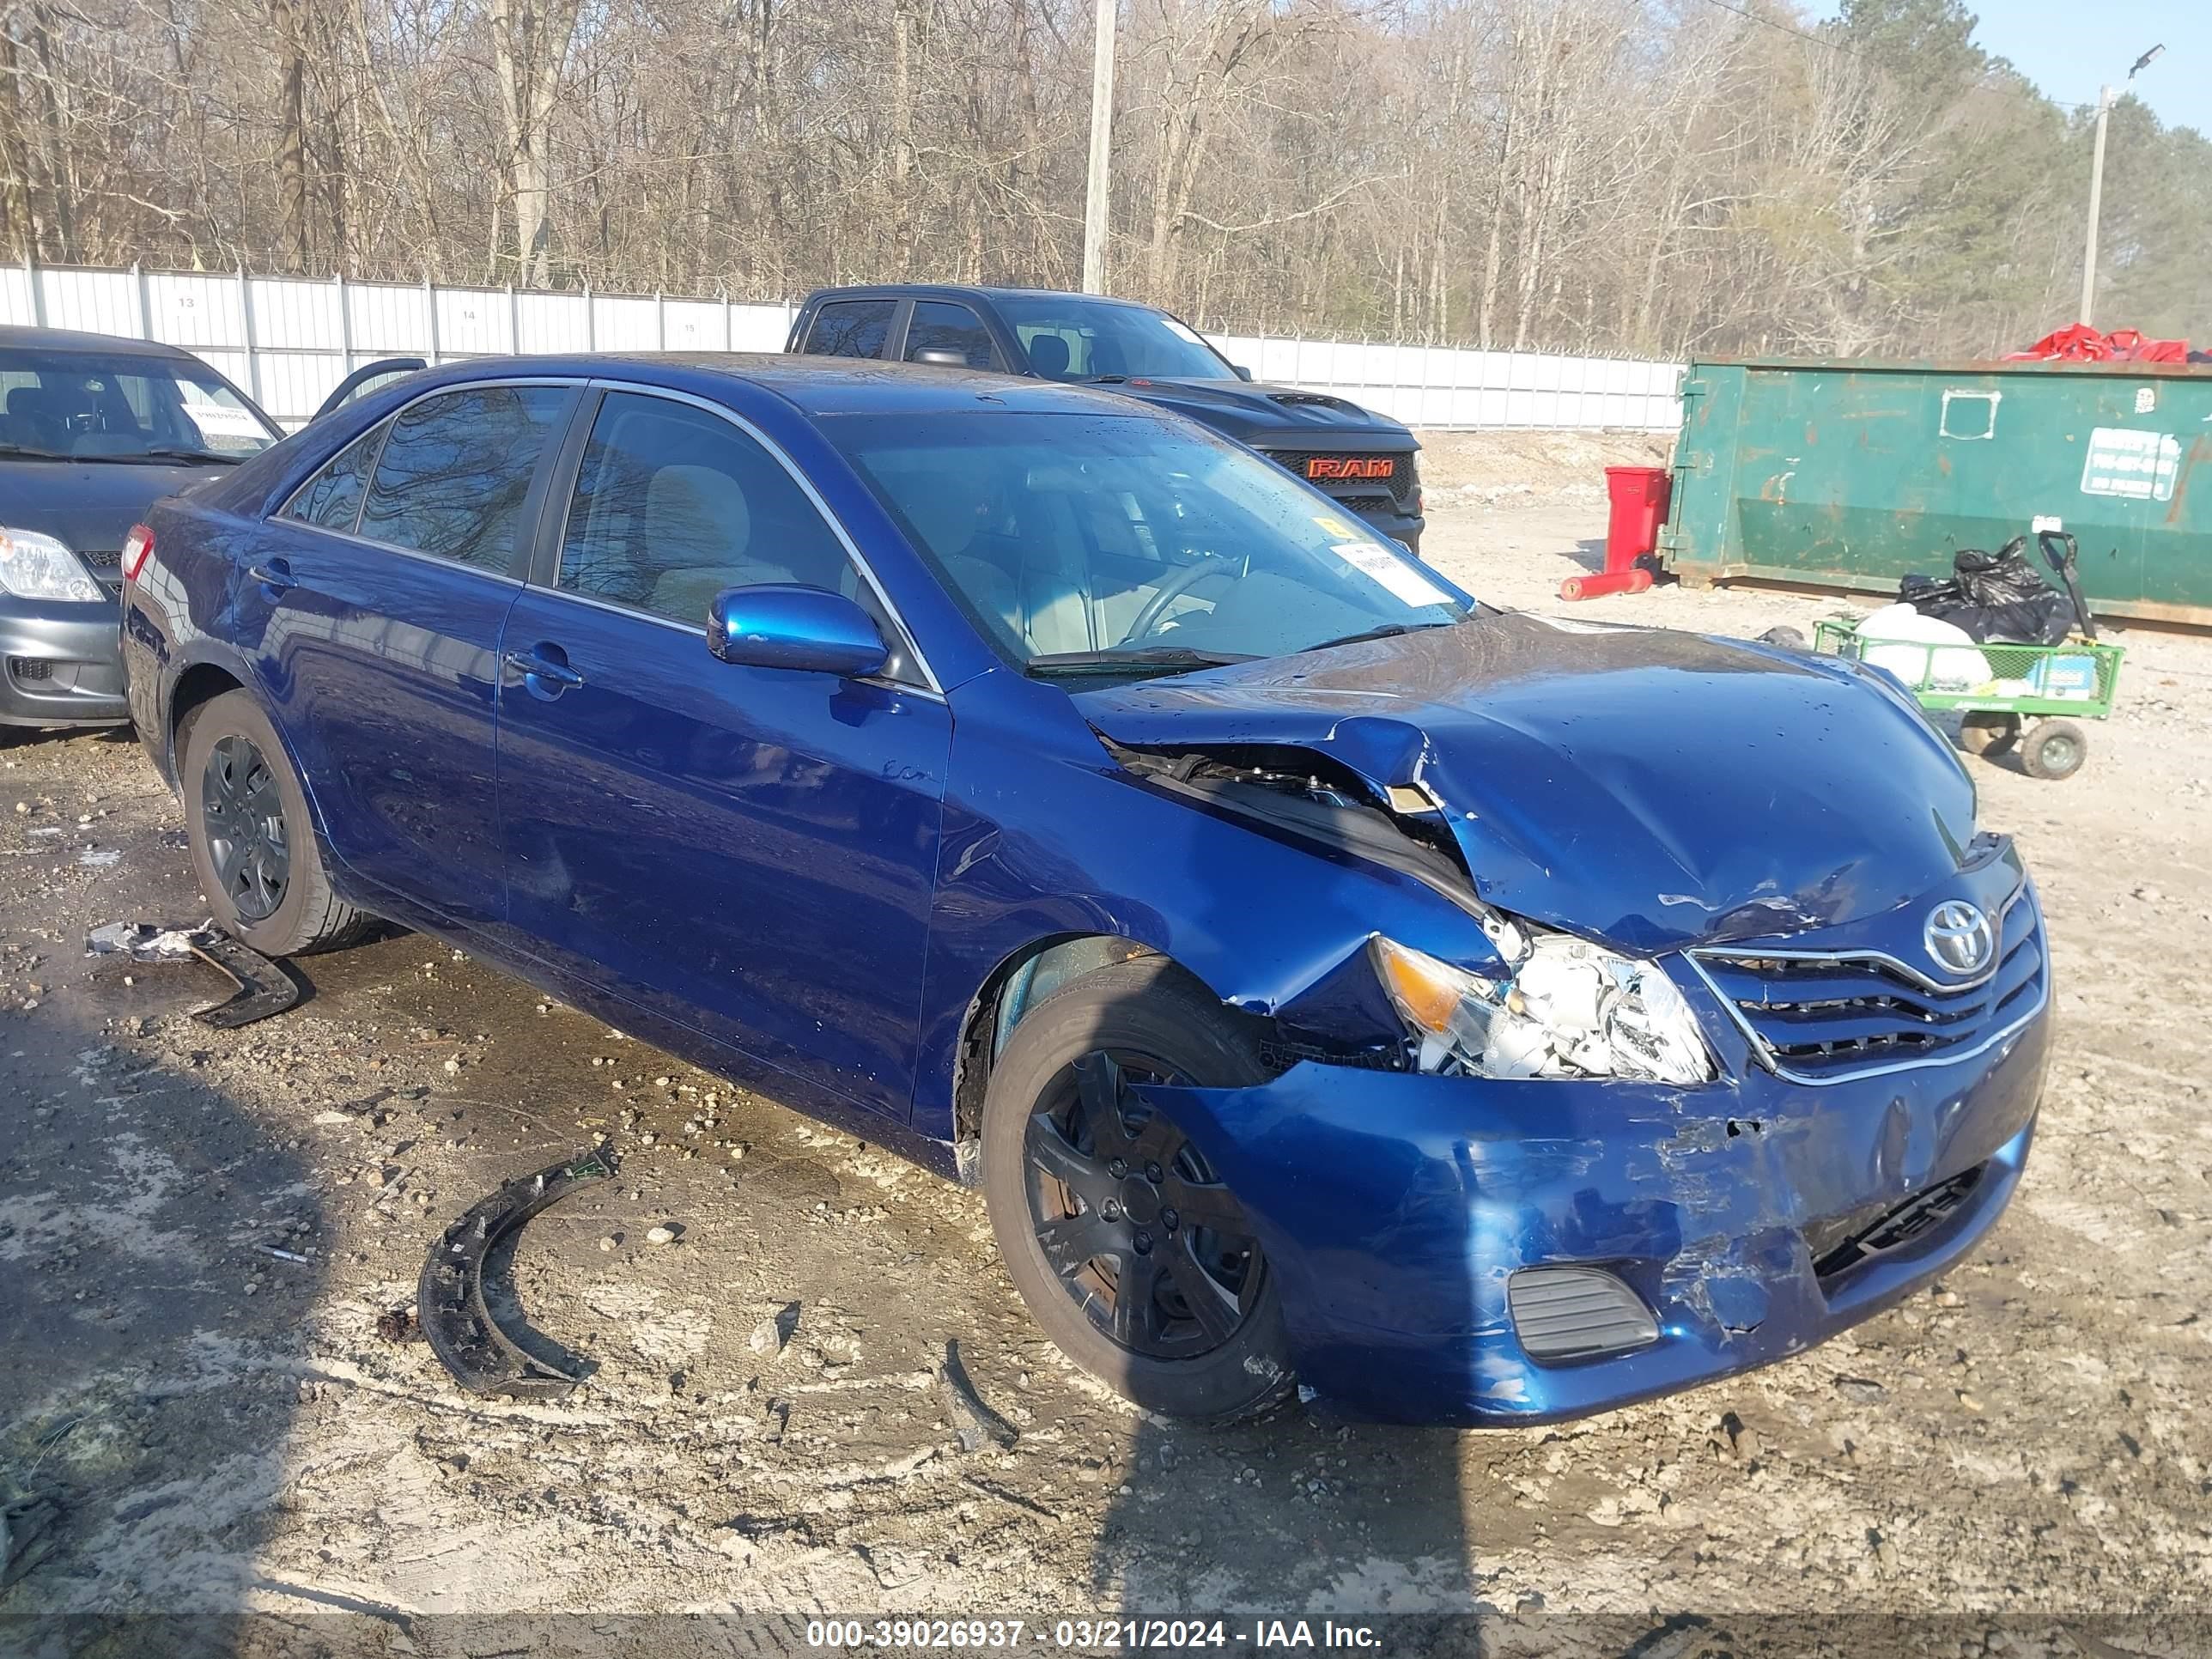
[179,690,376,956]
[981,957,1291,1421]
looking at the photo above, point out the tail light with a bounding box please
[121,523,155,583]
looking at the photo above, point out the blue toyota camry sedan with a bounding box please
[118,356,2049,1425]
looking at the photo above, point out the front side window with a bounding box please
[0,346,280,462]
[994,297,1232,382]
[356,385,568,574]
[557,392,858,627]
[803,301,896,360]
[828,410,1468,672]
[905,301,997,369]
[283,423,386,531]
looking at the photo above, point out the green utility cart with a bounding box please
[1659,358,2212,627]
[1812,619,2125,781]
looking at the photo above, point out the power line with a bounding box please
[1694,0,1868,62]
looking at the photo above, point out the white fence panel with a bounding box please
[0,260,1684,430]
[517,291,588,354]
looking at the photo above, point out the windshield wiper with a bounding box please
[1304,620,1455,653]
[0,442,72,461]
[1026,645,1253,678]
[129,446,249,465]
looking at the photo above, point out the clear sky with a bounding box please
[1814,1,2209,137]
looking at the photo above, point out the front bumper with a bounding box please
[1137,997,2050,1426]
[0,596,129,727]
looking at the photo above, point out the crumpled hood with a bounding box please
[1110,378,1412,444]
[1077,611,1981,951]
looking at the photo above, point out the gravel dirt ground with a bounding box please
[1,444,2208,1656]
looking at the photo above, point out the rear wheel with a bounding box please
[180,690,376,956]
[2021,718,2087,781]
[981,957,1291,1421]
[1958,711,2020,757]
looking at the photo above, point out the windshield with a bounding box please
[829,411,1468,672]
[998,296,1235,382]
[0,347,280,462]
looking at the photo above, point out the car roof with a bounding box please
[408,351,1166,419]
[800,283,1162,312]
[0,324,201,359]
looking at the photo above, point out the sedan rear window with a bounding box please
[0,346,279,462]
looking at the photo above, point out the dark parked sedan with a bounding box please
[0,325,282,734]
[120,355,2049,1425]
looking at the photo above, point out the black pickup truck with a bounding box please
[787,285,1425,552]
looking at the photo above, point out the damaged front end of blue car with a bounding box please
[1046,613,2053,1426]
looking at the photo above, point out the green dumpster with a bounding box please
[1657,357,2212,627]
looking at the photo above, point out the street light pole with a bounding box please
[1081,0,1116,295]
[2080,44,2164,326]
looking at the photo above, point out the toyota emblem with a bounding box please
[1924,900,1995,976]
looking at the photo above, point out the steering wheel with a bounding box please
[1126,556,1238,643]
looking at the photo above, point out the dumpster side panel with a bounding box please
[1658,358,2212,625]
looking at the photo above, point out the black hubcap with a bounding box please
[201,734,290,922]
[1024,1050,1265,1359]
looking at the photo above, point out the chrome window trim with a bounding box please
[1681,884,2048,1088]
[560,378,943,695]
[275,376,584,574]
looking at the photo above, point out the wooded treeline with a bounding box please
[0,0,2204,356]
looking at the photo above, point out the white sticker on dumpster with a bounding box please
[2081,428,2181,501]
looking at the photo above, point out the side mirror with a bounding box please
[708,584,889,678]
[1231,364,1254,382]
[912,348,969,368]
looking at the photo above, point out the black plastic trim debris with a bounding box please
[86,921,301,1030]
[417,1147,617,1398]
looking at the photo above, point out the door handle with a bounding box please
[504,645,585,695]
[246,557,295,593]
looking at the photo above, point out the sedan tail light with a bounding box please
[121,523,155,583]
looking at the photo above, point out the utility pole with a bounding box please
[1081,0,1116,295]
[2080,87,2112,325]
[2081,44,2165,325]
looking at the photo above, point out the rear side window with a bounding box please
[906,301,996,369]
[356,386,569,574]
[804,300,896,360]
[283,423,386,531]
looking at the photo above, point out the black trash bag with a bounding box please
[1898,538,2074,644]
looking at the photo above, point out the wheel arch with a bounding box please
[949,933,1237,1173]
[162,649,335,844]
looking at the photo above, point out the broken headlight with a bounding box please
[1373,924,1714,1085]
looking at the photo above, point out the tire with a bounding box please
[981,957,1292,1421]
[179,690,376,956]
[2021,718,2087,781]
[1958,712,2020,757]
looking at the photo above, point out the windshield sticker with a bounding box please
[2080,427,2179,501]
[180,392,267,440]
[1160,318,1206,345]
[1313,514,1352,537]
[1332,541,1451,608]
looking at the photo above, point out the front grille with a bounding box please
[1263,449,1419,512]
[1812,1163,1987,1280]
[79,549,123,596]
[1688,889,2045,1084]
